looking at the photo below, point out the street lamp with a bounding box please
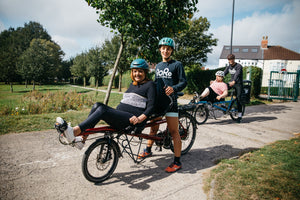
[230,0,235,54]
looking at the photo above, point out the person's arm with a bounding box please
[231,64,243,85]
[171,62,187,93]
[216,89,228,100]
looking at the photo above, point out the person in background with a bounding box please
[199,70,228,102]
[224,54,243,123]
[138,37,187,173]
[55,59,156,149]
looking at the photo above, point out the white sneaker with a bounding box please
[64,124,75,143]
[56,117,64,124]
[74,136,84,150]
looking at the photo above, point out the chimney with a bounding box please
[261,36,268,49]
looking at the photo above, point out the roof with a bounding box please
[220,45,300,60]
[220,45,263,60]
[263,46,300,60]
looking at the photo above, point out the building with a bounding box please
[219,36,300,87]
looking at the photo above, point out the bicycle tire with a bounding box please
[170,112,196,155]
[229,100,245,121]
[194,105,209,124]
[82,138,119,183]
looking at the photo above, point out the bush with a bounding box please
[0,90,95,115]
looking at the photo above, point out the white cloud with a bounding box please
[204,0,300,68]
[0,0,114,60]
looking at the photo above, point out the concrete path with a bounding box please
[0,100,299,200]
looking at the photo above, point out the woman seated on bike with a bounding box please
[55,59,156,150]
[199,71,228,103]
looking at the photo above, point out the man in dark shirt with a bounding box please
[224,54,243,123]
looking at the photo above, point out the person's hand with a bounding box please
[165,86,174,96]
[229,81,235,87]
[216,96,222,100]
[129,116,140,125]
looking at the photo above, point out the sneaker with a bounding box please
[165,162,182,173]
[138,149,152,159]
[64,123,75,143]
[74,136,84,150]
[237,117,242,123]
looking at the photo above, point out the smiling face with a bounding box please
[131,68,146,83]
[159,45,173,61]
[216,75,224,82]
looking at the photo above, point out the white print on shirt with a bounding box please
[229,68,236,75]
[156,68,172,79]
[121,92,147,109]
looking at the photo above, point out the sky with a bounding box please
[0,0,300,69]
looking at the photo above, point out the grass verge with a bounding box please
[203,136,300,200]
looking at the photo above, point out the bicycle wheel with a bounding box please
[170,112,197,155]
[82,138,119,183]
[229,100,245,121]
[194,105,209,124]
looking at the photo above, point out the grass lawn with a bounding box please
[204,136,300,200]
[0,83,122,135]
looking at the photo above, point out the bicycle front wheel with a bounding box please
[229,100,245,121]
[171,112,197,155]
[194,105,209,124]
[82,138,119,183]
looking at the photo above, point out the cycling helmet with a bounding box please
[130,59,149,70]
[158,37,175,49]
[215,70,225,77]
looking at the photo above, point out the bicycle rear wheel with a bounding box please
[82,138,119,183]
[229,100,245,121]
[171,112,196,155]
[194,105,209,124]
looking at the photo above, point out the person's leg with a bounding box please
[165,115,182,172]
[234,84,243,122]
[138,118,161,158]
[200,88,210,98]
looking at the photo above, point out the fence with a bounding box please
[268,70,300,102]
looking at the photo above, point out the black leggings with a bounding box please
[78,103,134,131]
[202,87,225,103]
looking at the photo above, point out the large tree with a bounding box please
[86,0,198,104]
[86,47,107,89]
[70,52,89,87]
[174,17,218,68]
[17,39,64,90]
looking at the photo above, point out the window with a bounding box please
[242,48,248,52]
[233,48,239,53]
[225,46,230,50]
[251,48,258,52]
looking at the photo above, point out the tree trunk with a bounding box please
[10,82,13,93]
[96,78,99,89]
[83,77,86,87]
[25,80,28,88]
[118,73,122,92]
[33,80,35,91]
[104,38,125,105]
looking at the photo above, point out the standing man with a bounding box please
[224,54,243,123]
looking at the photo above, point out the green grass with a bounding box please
[0,83,122,135]
[204,136,300,200]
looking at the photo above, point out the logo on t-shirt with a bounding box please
[156,68,172,79]
[229,68,236,75]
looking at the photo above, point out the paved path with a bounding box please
[0,101,299,200]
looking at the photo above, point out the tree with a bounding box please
[87,47,107,89]
[101,35,139,91]
[174,17,217,68]
[0,21,54,91]
[17,39,64,90]
[70,52,89,87]
[86,0,198,104]
[0,28,19,92]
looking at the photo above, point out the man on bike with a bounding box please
[224,54,243,123]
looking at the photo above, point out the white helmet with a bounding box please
[215,70,224,77]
